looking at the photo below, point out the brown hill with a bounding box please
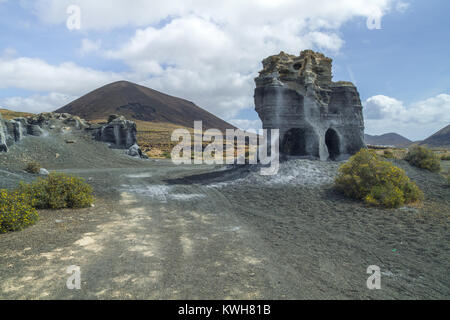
[56,81,236,131]
[365,133,413,148]
[420,125,450,148]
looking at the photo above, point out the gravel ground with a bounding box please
[0,131,449,299]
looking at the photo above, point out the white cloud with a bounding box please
[364,94,450,140]
[1,47,18,59]
[101,7,370,119]
[229,119,262,132]
[396,1,410,13]
[0,56,122,95]
[6,0,408,122]
[0,92,76,113]
[27,0,395,31]
[365,95,405,120]
[79,38,101,56]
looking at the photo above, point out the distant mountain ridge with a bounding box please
[420,125,450,148]
[365,133,413,147]
[55,81,236,131]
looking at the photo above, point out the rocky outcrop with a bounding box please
[0,113,7,152]
[93,115,137,149]
[91,115,147,158]
[0,113,46,152]
[254,50,365,161]
[0,112,147,159]
[126,143,148,159]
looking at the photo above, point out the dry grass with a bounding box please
[135,121,188,159]
[368,146,450,180]
[369,146,408,160]
[134,120,259,160]
[441,160,450,180]
[0,109,34,120]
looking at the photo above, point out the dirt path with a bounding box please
[0,161,449,299]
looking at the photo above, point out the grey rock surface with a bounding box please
[126,143,148,159]
[0,112,144,158]
[254,50,366,161]
[39,168,50,175]
[94,115,137,149]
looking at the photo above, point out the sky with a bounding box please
[0,0,449,141]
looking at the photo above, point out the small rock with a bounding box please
[39,168,50,175]
[126,143,149,159]
[65,140,76,144]
[126,144,142,157]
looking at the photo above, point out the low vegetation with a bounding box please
[1,173,94,234]
[0,108,33,120]
[335,149,423,208]
[25,162,41,174]
[368,146,407,160]
[0,189,39,233]
[0,173,94,233]
[405,145,441,172]
[382,150,395,159]
[18,173,94,210]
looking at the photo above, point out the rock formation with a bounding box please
[93,114,138,149]
[254,50,365,160]
[0,112,147,158]
[1,112,46,152]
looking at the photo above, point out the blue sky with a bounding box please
[0,0,449,140]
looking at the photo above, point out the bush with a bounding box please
[18,173,94,209]
[383,150,395,159]
[440,154,450,161]
[405,146,441,172]
[335,149,423,208]
[25,162,41,174]
[0,189,39,233]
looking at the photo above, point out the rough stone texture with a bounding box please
[94,115,137,149]
[126,143,148,159]
[254,50,365,160]
[0,112,7,152]
[0,112,146,159]
[39,168,50,176]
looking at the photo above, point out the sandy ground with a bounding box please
[0,130,449,299]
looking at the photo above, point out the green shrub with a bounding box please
[25,162,41,174]
[0,189,39,233]
[405,146,441,172]
[335,149,423,208]
[383,150,395,159]
[440,154,450,161]
[18,173,94,210]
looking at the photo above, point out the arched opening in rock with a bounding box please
[293,63,302,70]
[281,127,319,157]
[325,128,340,160]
